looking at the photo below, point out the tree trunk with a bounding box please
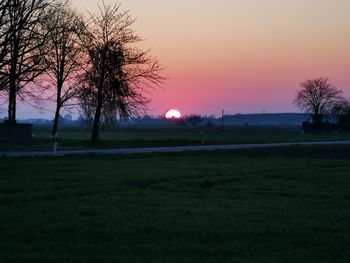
[52,103,61,137]
[7,73,17,124]
[52,82,63,137]
[91,104,102,142]
[91,89,103,142]
[7,36,19,124]
[313,113,323,131]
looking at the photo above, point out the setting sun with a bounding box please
[165,109,182,119]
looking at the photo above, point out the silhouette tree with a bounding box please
[42,1,84,136]
[0,0,11,92]
[80,3,164,142]
[0,0,53,123]
[0,0,10,61]
[294,78,345,130]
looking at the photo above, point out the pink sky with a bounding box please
[13,0,350,118]
[129,0,350,117]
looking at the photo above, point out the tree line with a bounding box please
[0,0,164,142]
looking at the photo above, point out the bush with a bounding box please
[338,109,350,130]
[302,121,337,132]
[302,121,313,132]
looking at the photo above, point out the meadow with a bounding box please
[0,146,349,262]
[1,125,349,151]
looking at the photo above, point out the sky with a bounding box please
[12,0,350,118]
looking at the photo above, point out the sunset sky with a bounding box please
[16,0,350,118]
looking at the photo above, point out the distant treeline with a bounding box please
[2,113,318,128]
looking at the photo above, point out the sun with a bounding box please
[165,109,182,119]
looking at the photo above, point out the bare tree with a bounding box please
[294,78,345,129]
[0,0,11,92]
[77,84,122,129]
[0,0,53,123]
[0,0,10,61]
[80,3,164,142]
[43,1,84,136]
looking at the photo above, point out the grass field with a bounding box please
[0,146,349,262]
[1,125,349,151]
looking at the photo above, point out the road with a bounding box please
[1,140,350,158]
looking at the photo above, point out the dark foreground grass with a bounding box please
[0,146,350,262]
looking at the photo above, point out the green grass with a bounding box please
[0,146,349,262]
[1,125,349,151]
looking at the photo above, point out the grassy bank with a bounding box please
[0,146,349,262]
